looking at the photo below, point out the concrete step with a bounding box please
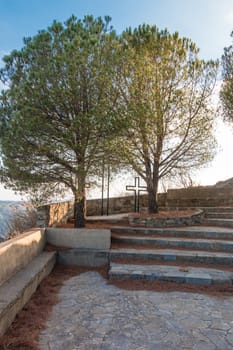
[111,226,233,240]
[110,248,233,265]
[205,213,233,219]
[0,251,56,336]
[109,263,233,285]
[111,235,233,252]
[203,219,233,228]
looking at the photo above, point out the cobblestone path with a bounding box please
[39,272,233,350]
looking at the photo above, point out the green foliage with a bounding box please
[0,16,219,218]
[114,25,218,211]
[220,31,233,122]
[0,15,120,226]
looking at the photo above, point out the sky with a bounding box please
[0,0,233,200]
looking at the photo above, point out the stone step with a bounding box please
[111,226,233,240]
[159,207,233,213]
[109,263,233,285]
[203,219,233,228]
[203,207,233,213]
[110,248,233,265]
[205,213,233,219]
[111,235,233,252]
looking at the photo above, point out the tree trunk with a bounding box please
[74,196,86,228]
[147,168,159,213]
[147,185,158,213]
[74,179,86,227]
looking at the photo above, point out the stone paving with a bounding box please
[39,272,233,350]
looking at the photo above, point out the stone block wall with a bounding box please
[36,194,166,227]
[36,182,233,227]
[86,193,166,216]
[37,201,74,227]
[128,210,203,227]
[166,186,233,207]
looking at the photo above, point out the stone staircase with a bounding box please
[109,213,233,286]
[203,207,233,227]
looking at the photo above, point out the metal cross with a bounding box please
[126,177,147,212]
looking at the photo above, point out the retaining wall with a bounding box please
[128,210,203,227]
[46,228,111,250]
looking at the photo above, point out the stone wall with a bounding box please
[37,200,74,227]
[128,210,203,227]
[87,184,233,214]
[36,193,166,227]
[36,180,233,227]
[86,193,166,216]
[166,186,233,207]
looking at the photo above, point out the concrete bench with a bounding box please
[0,251,56,336]
[0,227,111,335]
[0,228,56,336]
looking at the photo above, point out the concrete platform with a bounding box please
[109,263,233,285]
[0,251,56,336]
